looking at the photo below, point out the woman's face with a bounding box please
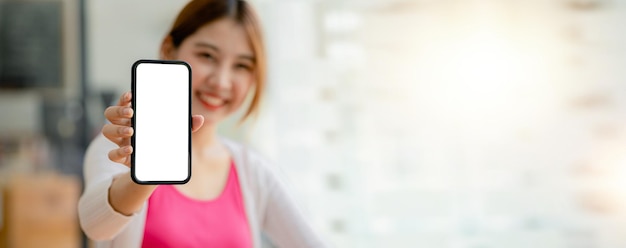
[169,18,255,125]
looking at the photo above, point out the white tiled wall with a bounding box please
[249,0,626,247]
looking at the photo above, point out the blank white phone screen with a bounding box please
[134,62,190,183]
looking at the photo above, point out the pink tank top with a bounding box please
[141,161,252,248]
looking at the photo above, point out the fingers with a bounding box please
[106,92,133,125]
[108,146,133,167]
[192,115,204,133]
[105,106,133,126]
[105,92,134,166]
[102,124,133,146]
[118,91,132,106]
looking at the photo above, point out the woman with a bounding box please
[78,0,326,247]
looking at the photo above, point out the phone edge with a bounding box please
[130,59,192,185]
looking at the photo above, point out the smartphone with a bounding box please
[131,60,191,184]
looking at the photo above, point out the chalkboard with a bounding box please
[0,2,62,88]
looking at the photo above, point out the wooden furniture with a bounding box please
[0,173,80,248]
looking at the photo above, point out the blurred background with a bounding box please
[2,0,626,247]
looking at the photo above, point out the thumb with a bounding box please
[191,115,204,132]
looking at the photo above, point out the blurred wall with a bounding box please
[86,0,187,93]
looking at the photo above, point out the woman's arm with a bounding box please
[78,134,154,241]
[79,92,204,241]
[78,92,157,240]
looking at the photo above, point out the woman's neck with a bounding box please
[192,123,229,161]
[192,123,219,149]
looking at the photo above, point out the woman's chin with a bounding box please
[192,103,232,125]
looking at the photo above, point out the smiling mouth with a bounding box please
[197,92,226,111]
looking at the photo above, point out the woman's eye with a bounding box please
[235,64,252,71]
[198,53,214,60]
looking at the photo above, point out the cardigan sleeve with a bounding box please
[251,155,328,248]
[78,134,141,241]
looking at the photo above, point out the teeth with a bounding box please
[200,94,224,106]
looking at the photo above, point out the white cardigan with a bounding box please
[78,134,326,248]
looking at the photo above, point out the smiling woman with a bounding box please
[164,0,266,123]
[163,18,257,124]
[77,1,326,247]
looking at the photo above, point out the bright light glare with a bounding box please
[419,28,547,136]
[451,31,528,120]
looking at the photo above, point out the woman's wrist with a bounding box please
[108,172,157,216]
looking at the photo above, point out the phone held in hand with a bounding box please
[131,59,192,184]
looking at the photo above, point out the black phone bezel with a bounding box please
[130,59,192,185]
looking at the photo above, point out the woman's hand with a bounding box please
[102,91,204,167]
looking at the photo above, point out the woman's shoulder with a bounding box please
[220,137,271,169]
[220,137,301,209]
[219,137,279,183]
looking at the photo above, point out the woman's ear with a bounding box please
[160,36,177,60]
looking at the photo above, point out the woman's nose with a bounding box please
[210,65,232,90]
